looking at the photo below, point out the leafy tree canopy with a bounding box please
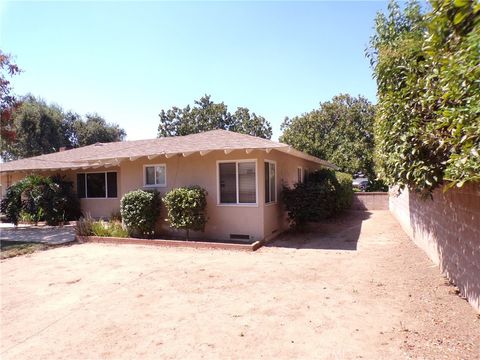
[158,95,273,139]
[71,113,126,147]
[367,0,479,192]
[1,95,126,160]
[0,50,22,146]
[280,94,376,178]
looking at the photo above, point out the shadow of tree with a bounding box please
[406,183,480,310]
[0,226,76,245]
[267,210,372,250]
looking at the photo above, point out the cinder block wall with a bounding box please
[389,183,480,311]
[352,192,389,210]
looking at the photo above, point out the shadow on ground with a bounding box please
[0,226,76,245]
[267,210,371,250]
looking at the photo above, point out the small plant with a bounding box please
[91,221,111,237]
[91,220,128,238]
[75,214,94,236]
[19,210,36,224]
[109,210,122,222]
[108,221,128,238]
[120,190,161,238]
[163,186,208,240]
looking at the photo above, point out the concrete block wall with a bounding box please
[389,183,480,311]
[352,192,389,210]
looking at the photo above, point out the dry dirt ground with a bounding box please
[1,211,479,360]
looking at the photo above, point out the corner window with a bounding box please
[265,161,276,203]
[218,161,257,205]
[144,164,166,187]
[77,172,117,198]
[297,167,304,183]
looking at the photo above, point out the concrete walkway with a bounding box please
[0,224,75,245]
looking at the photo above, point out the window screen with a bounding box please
[77,173,86,198]
[219,162,236,203]
[145,165,166,186]
[145,166,155,185]
[86,173,106,198]
[265,162,276,203]
[238,162,256,203]
[77,172,117,198]
[107,172,117,198]
[297,167,303,183]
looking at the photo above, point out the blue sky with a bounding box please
[1,1,387,141]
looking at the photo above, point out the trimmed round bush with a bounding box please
[163,186,208,240]
[120,189,161,238]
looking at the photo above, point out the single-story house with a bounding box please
[0,130,336,242]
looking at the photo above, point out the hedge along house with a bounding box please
[0,130,336,242]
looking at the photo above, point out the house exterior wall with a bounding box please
[1,149,325,241]
[260,150,321,241]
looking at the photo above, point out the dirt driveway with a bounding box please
[1,211,479,359]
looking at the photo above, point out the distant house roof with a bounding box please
[0,130,336,172]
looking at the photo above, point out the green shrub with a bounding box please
[368,0,480,192]
[366,178,388,192]
[282,169,353,230]
[163,186,208,240]
[335,172,354,211]
[120,189,161,238]
[0,175,81,226]
[0,182,24,225]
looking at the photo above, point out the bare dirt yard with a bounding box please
[1,211,479,359]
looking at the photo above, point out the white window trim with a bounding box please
[216,159,258,207]
[297,166,304,183]
[265,159,277,206]
[143,164,167,188]
[78,171,118,199]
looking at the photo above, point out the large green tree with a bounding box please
[1,95,126,160]
[158,95,272,139]
[0,50,22,147]
[280,94,376,177]
[71,113,126,147]
[2,96,66,159]
[368,0,479,192]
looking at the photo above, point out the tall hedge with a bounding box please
[281,169,353,230]
[0,175,81,225]
[368,0,479,193]
[162,186,208,240]
[120,190,161,238]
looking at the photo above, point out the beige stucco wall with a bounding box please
[261,150,322,240]
[1,149,325,241]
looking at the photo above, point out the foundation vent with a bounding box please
[230,234,251,240]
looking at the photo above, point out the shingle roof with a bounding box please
[0,130,336,172]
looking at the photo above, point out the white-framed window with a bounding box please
[265,160,276,204]
[297,167,304,183]
[144,164,166,187]
[217,160,257,205]
[77,172,117,199]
